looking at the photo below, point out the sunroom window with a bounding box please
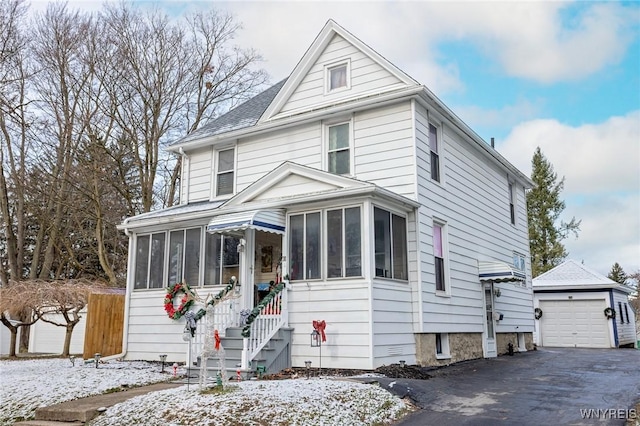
[289,212,321,280]
[327,207,362,278]
[374,207,408,280]
[134,232,166,290]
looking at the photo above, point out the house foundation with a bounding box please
[496,332,534,354]
[415,332,483,366]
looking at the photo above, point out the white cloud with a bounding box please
[499,112,640,275]
[453,99,544,135]
[422,2,636,83]
[564,194,640,276]
[499,111,640,195]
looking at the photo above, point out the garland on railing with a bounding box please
[241,281,286,338]
[192,278,238,322]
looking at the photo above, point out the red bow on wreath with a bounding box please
[312,320,326,342]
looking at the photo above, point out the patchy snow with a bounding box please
[0,358,411,426]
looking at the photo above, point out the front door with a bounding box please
[253,230,283,308]
[484,283,497,357]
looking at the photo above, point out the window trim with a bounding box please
[324,59,351,94]
[433,220,450,295]
[429,122,442,183]
[324,118,354,176]
[508,180,516,225]
[214,146,236,198]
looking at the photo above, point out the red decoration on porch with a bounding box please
[163,283,194,320]
[312,320,326,342]
[214,329,221,350]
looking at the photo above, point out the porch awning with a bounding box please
[478,261,526,283]
[207,209,285,235]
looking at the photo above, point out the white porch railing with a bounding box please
[241,288,288,370]
[188,298,239,366]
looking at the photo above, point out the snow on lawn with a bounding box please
[1,358,412,426]
[88,379,410,426]
[0,358,173,425]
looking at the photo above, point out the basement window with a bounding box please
[435,333,451,359]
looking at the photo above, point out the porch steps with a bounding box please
[190,326,292,380]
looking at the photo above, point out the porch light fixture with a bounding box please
[94,353,101,368]
[159,354,168,373]
[311,330,322,375]
[495,288,502,297]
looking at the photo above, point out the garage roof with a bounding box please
[533,259,633,293]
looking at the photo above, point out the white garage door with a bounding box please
[539,299,611,348]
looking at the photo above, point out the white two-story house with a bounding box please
[118,20,535,374]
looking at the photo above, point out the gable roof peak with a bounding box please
[260,19,418,122]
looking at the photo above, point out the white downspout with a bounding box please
[102,230,134,361]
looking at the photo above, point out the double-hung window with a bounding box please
[216,148,235,196]
[508,182,516,225]
[289,212,321,280]
[433,222,446,292]
[328,122,350,175]
[373,207,408,280]
[327,207,362,278]
[429,123,440,182]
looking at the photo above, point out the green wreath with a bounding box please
[164,283,194,320]
[604,307,615,319]
[534,307,543,320]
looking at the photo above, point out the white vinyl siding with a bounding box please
[185,148,212,203]
[415,103,532,333]
[280,34,404,115]
[354,102,415,197]
[613,290,637,345]
[289,282,373,369]
[236,123,322,192]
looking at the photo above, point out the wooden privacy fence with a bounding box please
[83,293,125,359]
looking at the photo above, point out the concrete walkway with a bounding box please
[14,382,181,426]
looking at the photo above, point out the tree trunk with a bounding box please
[62,324,74,357]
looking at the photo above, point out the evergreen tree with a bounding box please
[527,147,581,277]
[607,262,628,284]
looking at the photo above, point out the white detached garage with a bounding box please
[533,260,636,349]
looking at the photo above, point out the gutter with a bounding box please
[120,185,420,232]
[168,85,425,153]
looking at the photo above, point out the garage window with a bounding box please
[618,302,624,323]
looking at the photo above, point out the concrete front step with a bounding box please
[16,382,181,424]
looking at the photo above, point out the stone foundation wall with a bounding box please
[415,333,483,367]
[524,332,534,350]
[496,332,534,354]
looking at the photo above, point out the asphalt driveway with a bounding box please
[368,347,640,425]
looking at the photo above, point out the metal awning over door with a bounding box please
[207,209,285,235]
[479,261,526,283]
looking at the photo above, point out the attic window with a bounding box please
[326,60,350,93]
